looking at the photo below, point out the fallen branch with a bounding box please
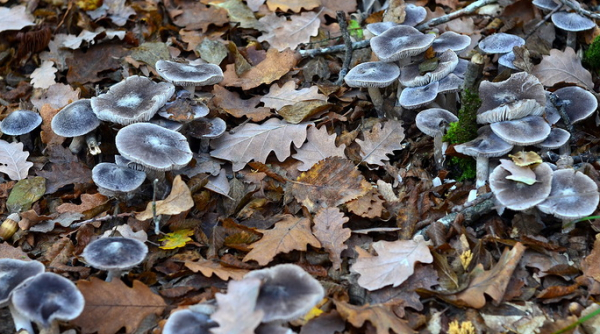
[416,196,495,236]
[558,0,600,20]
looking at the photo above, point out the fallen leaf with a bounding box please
[258,12,320,51]
[288,156,371,213]
[0,5,35,33]
[266,0,321,12]
[30,60,57,89]
[0,140,33,181]
[210,118,310,172]
[136,175,194,220]
[185,257,249,280]
[0,242,30,260]
[221,48,299,90]
[278,100,331,124]
[582,234,600,281]
[159,229,195,249]
[6,177,45,213]
[205,168,232,198]
[39,104,65,147]
[73,278,167,334]
[292,126,346,171]
[211,278,264,334]
[57,193,109,214]
[346,188,386,219]
[212,0,262,30]
[212,85,272,122]
[334,300,415,334]
[312,207,350,271]
[36,161,92,194]
[356,120,406,167]
[66,44,128,85]
[351,236,434,291]
[166,0,229,32]
[30,83,80,110]
[243,214,321,265]
[261,81,328,111]
[532,47,594,89]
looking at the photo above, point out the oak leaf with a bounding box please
[212,85,272,122]
[278,100,331,124]
[166,1,229,32]
[243,214,321,265]
[185,257,249,281]
[39,103,65,147]
[261,81,328,111]
[583,234,600,281]
[346,188,386,219]
[36,161,92,194]
[258,12,320,51]
[292,126,346,171]
[136,175,194,220]
[73,278,166,334]
[56,193,109,214]
[0,140,33,180]
[334,300,415,334]
[211,278,264,334]
[31,83,79,111]
[455,242,525,308]
[351,237,433,291]
[159,229,194,249]
[221,48,299,90]
[210,118,310,172]
[312,207,350,271]
[0,5,35,33]
[356,120,405,167]
[288,156,371,212]
[30,60,57,89]
[266,0,321,12]
[532,47,593,89]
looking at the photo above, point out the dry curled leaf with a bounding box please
[221,48,299,90]
[212,85,272,122]
[292,126,346,171]
[356,120,405,167]
[532,47,593,89]
[185,257,249,281]
[261,81,328,111]
[312,207,350,271]
[136,175,194,220]
[0,140,33,181]
[56,193,109,214]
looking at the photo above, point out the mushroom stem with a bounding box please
[69,135,85,154]
[433,133,444,169]
[106,269,123,282]
[566,31,577,50]
[39,321,60,334]
[9,303,34,334]
[367,87,385,118]
[475,156,489,189]
[86,133,101,155]
[184,86,196,96]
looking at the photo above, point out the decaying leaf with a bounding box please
[210,118,310,172]
[212,85,272,122]
[0,5,35,33]
[278,100,331,124]
[136,175,194,220]
[185,257,249,281]
[30,60,57,89]
[0,140,33,180]
[261,81,328,110]
[258,12,321,51]
[312,207,350,271]
[39,103,65,147]
[334,300,415,334]
[356,120,405,167]
[288,156,371,213]
[56,193,109,214]
[221,48,299,90]
[582,234,600,282]
[351,236,433,291]
[292,126,346,171]
[243,214,321,265]
[346,188,386,219]
[6,177,45,213]
[266,0,321,12]
[36,161,92,194]
[159,229,195,249]
[73,278,167,334]
[532,47,594,89]
[211,278,264,334]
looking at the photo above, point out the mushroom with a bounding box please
[364,4,426,36]
[51,99,101,155]
[399,81,439,109]
[188,117,227,153]
[489,115,551,146]
[91,162,146,199]
[535,128,571,153]
[551,12,595,49]
[0,259,45,334]
[399,49,459,87]
[81,236,148,281]
[163,309,217,334]
[370,25,436,62]
[415,108,458,169]
[532,0,561,11]
[0,109,42,147]
[489,160,553,211]
[344,61,400,117]
[478,33,525,55]
[155,60,224,95]
[432,31,472,54]
[244,264,324,323]
[436,73,464,112]
[550,86,598,125]
[91,75,175,125]
[498,51,519,71]
[11,272,84,334]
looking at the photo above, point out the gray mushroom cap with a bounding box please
[244,264,324,323]
[551,12,596,32]
[158,100,210,122]
[344,61,400,88]
[366,22,397,36]
[490,115,551,146]
[454,126,513,158]
[91,76,175,125]
[0,259,45,305]
[489,162,553,211]
[552,86,598,123]
[400,49,459,87]
[533,0,560,10]
[536,128,571,149]
[188,117,227,139]
[416,108,459,136]
[0,110,42,136]
[403,4,427,26]
[437,73,464,93]
[371,25,436,62]
[477,99,545,124]
[115,122,193,171]
[537,169,600,219]
[92,162,146,194]
[478,33,525,54]
[498,51,519,70]
[156,60,224,86]
[51,99,100,137]
[82,237,148,271]
[399,81,439,109]
[11,272,84,329]
[432,31,472,53]
[163,309,216,334]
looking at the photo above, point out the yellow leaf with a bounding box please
[159,229,194,249]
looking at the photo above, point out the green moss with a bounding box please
[584,35,600,71]
[449,157,476,182]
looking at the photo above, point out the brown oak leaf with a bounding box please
[334,300,415,334]
[312,207,350,271]
[212,85,272,122]
[36,161,92,194]
[211,278,264,334]
[258,12,320,51]
[532,47,593,89]
[261,81,328,111]
[56,193,109,214]
[136,175,194,220]
[221,48,299,90]
[582,234,600,281]
[356,120,405,167]
[266,0,321,12]
[243,214,321,265]
[73,278,166,334]
[39,103,65,147]
[346,188,386,219]
[165,0,229,32]
[185,257,249,281]
[292,126,346,171]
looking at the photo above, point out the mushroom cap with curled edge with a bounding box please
[91,75,175,125]
[437,73,463,94]
[163,309,216,334]
[11,272,84,330]
[403,4,427,26]
[399,81,439,109]
[149,117,184,131]
[536,128,571,149]
[533,0,560,10]
[477,99,545,124]
[415,108,459,137]
[366,22,397,36]
[344,61,400,88]
[156,60,224,86]
[551,12,596,32]
[370,25,436,62]
[188,117,227,139]
[454,125,513,158]
[400,49,459,87]
[478,33,525,54]
[92,162,146,196]
[490,115,551,146]
[0,259,45,306]
[0,110,42,136]
[552,86,598,124]
[82,237,148,272]
[115,122,193,171]
[244,264,325,323]
[432,31,472,54]
[489,161,553,211]
[158,100,210,122]
[51,99,100,137]
[537,169,600,220]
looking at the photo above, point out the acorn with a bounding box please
[0,213,20,241]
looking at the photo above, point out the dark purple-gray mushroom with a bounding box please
[536,128,571,150]
[92,162,146,198]
[163,309,216,334]
[400,49,459,87]
[156,60,224,95]
[51,99,101,155]
[489,161,553,211]
[533,0,561,11]
[489,115,551,146]
[91,75,175,125]
[498,51,519,71]
[82,237,148,281]
[345,61,400,117]
[537,169,599,221]
[478,33,525,54]
[551,86,598,124]
[416,108,458,168]
[432,31,472,54]
[370,25,436,62]
[11,272,84,334]
[0,110,42,136]
[551,12,595,48]
[403,4,427,26]
[399,81,439,109]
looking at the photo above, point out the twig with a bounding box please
[548,92,573,134]
[335,11,354,86]
[416,197,495,236]
[557,0,600,20]
[415,0,498,31]
[524,4,564,40]
[153,178,160,235]
[298,40,370,58]
[70,212,135,228]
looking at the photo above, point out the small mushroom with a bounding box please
[0,259,45,334]
[551,12,595,49]
[415,108,458,169]
[11,272,84,334]
[402,4,427,26]
[344,61,400,117]
[535,128,571,152]
[550,86,598,124]
[532,0,561,11]
[432,31,472,54]
[0,109,42,148]
[244,264,324,323]
[489,115,551,146]
[163,309,217,334]
[92,162,146,199]
[498,51,519,71]
[156,60,224,95]
[82,237,148,281]
[400,49,459,87]
[478,33,525,54]
[399,81,439,109]
[51,99,101,155]
[489,161,553,211]
[370,25,436,62]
